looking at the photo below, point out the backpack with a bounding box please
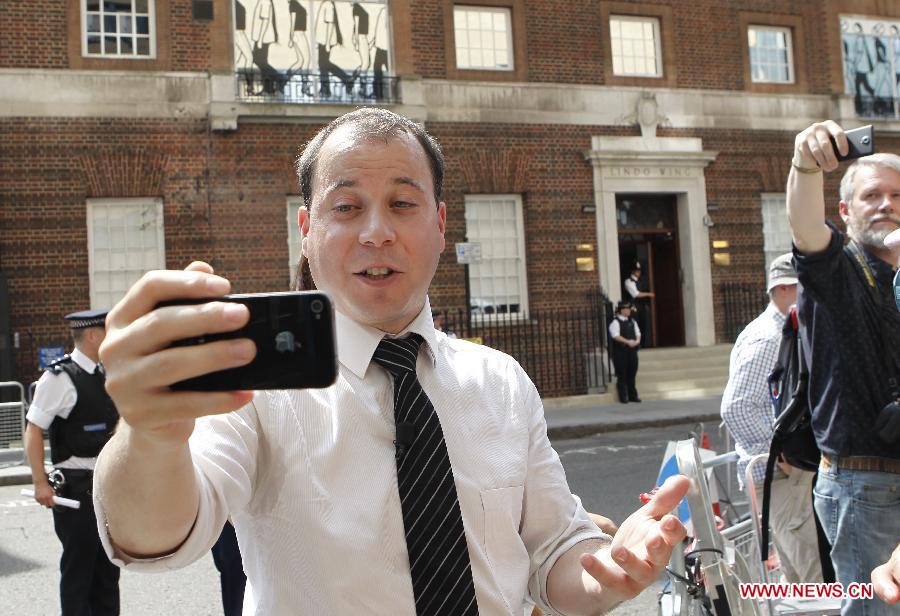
[760,308,834,582]
[759,307,818,561]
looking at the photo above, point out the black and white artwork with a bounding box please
[233,0,390,101]
[841,16,900,117]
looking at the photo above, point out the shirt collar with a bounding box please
[336,297,438,379]
[765,302,787,327]
[71,347,98,373]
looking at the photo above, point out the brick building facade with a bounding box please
[2,0,900,391]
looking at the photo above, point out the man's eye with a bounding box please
[333,204,354,213]
[393,201,416,209]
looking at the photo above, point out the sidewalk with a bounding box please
[0,394,723,487]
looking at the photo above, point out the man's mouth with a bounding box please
[356,267,396,280]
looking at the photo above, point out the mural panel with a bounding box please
[840,15,900,118]
[233,0,392,102]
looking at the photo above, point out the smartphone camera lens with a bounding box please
[310,299,324,314]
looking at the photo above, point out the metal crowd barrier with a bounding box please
[0,381,26,467]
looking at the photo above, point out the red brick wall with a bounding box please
[413,0,838,94]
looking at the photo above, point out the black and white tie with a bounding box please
[372,335,479,615]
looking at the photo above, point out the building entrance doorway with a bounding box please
[616,193,685,348]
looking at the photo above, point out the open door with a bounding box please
[616,194,685,348]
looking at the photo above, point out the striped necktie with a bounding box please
[372,335,479,615]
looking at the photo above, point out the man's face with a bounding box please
[841,165,900,250]
[300,127,446,333]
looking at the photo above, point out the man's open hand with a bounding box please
[581,475,689,603]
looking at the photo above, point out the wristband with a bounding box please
[791,154,821,174]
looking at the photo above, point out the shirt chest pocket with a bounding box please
[480,485,528,613]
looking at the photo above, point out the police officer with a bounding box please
[24,309,121,615]
[623,262,654,347]
[608,300,642,404]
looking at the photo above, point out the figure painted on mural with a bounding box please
[315,0,355,97]
[849,22,876,100]
[871,24,893,99]
[351,2,373,97]
[287,0,312,96]
[892,25,900,92]
[250,0,288,95]
[234,0,254,77]
[369,5,389,100]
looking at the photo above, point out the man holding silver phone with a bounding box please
[787,120,900,615]
[92,108,689,615]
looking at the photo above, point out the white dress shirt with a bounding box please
[26,347,101,470]
[608,315,641,340]
[95,300,605,615]
[624,276,640,300]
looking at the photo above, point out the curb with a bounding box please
[1,413,722,488]
[547,412,721,440]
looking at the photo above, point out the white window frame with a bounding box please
[748,25,794,84]
[81,0,157,59]
[760,193,792,272]
[463,194,529,321]
[453,5,514,71]
[287,197,304,284]
[87,197,165,309]
[609,15,663,78]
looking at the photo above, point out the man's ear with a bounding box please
[298,206,310,255]
[838,200,851,224]
[437,201,447,253]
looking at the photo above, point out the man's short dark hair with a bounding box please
[294,107,445,206]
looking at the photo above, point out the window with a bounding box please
[761,193,792,271]
[463,195,528,318]
[82,0,156,58]
[88,198,165,309]
[609,15,662,77]
[287,198,303,283]
[748,26,793,83]
[453,6,513,71]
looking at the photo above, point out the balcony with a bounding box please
[235,69,400,105]
[854,95,900,120]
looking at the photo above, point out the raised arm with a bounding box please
[94,262,255,557]
[787,121,849,254]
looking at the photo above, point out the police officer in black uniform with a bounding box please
[24,309,121,615]
[608,300,642,404]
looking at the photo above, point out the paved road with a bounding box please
[0,421,738,615]
[554,421,735,616]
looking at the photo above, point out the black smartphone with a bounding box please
[832,124,875,162]
[159,292,337,391]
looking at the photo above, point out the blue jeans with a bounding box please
[814,463,900,615]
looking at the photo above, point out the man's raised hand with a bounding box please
[99,262,256,447]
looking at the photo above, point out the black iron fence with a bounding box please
[718,282,768,342]
[439,292,614,398]
[854,95,899,120]
[235,69,400,105]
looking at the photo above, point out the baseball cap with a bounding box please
[767,253,798,293]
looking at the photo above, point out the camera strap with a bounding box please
[847,240,900,397]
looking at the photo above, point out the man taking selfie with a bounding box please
[787,120,900,615]
[93,108,688,614]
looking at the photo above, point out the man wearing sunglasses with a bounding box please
[787,121,900,615]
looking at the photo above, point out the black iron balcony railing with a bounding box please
[854,95,900,120]
[235,69,400,105]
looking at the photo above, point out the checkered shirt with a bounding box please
[720,303,786,489]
